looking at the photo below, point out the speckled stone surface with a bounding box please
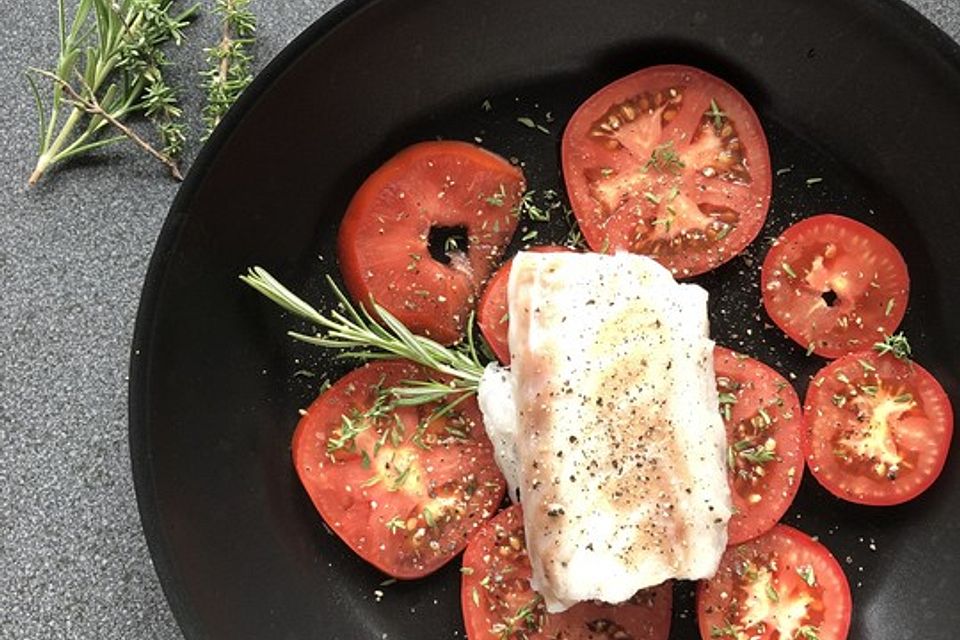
[0,1,957,638]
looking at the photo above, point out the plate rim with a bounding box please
[127,0,960,637]
[128,0,375,636]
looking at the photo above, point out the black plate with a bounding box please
[130,0,960,638]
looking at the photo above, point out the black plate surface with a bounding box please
[130,1,960,638]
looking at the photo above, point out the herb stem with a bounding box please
[240,267,487,402]
[201,0,256,138]
[33,70,183,181]
[30,108,82,184]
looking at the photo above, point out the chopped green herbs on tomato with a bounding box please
[761,214,909,358]
[292,360,505,579]
[697,525,851,640]
[562,65,772,277]
[804,347,953,505]
[714,347,804,545]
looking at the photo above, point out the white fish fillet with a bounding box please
[477,363,522,503]
[478,251,731,612]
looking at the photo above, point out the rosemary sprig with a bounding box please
[201,0,256,138]
[239,267,487,405]
[27,0,198,185]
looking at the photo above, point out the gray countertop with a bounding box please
[0,1,958,638]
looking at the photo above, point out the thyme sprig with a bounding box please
[27,0,198,185]
[201,0,256,138]
[239,267,487,407]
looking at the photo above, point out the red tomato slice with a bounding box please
[338,141,525,344]
[714,347,805,545]
[476,245,573,364]
[292,361,506,579]
[761,214,909,358]
[697,524,852,640]
[804,350,953,505]
[461,504,672,640]
[562,65,772,277]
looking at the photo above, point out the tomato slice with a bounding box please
[292,360,506,578]
[714,347,804,545]
[338,141,525,344]
[761,214,909,358]
[697,524,852,640]
[804,350,953,505]
[562,65,771,277]
[461,504,672,640]
[476,245,573,364]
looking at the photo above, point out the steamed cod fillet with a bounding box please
[506,251,731,612]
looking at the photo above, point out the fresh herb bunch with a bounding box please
[201,0,256,138]
[27,0,198,185]
[240,267,488,409]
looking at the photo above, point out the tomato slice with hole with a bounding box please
[476,245,573,364]
[804,350,953,505]
[338,141,525,344]
[461,504,672,640]
[697,524,851,640]
[761,214,909,358]
[561,65,771,277]
[292,360,506,578]
[714,347,805,545]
